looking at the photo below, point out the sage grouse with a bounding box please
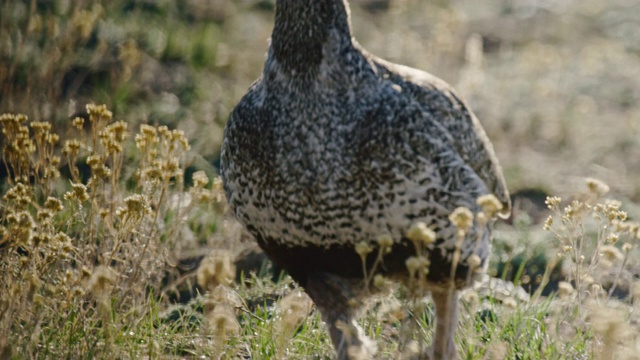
[221,0,510,358]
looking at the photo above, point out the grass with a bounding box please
[2,0,640,359]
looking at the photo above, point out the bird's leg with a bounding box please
[304,272,376,360]
[430,286,459,360]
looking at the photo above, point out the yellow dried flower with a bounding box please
[72,116,84,130]
[86,104,112,121]
[158,125,170,138]
[449,207,474,231]
[558,281,574,299]
[62,139,82,156]
[50,156,61,167]
[53,232,71,244]
[600,245,623,262]
[543,215,553,231]
[376,233,394,250]
[604,199,622,211]
[17,211,35,228]
[467,254,482,269]
[197,250,236,291]
[192,171,209,188]
[86,154,102,168]
[30,121,52,132]
[33,293,45,307]
[116,194,150,220]
[91,164,111,178]
[617,211,628,221]
[476,194,503,217]
[564,200,586,219]
[46,133,59,145]
[71,287,84,297]
[274,289,313,341]
[373,274,386,288]
[31,232,51,247]
[123,194,148,214]
[44,197,64,212]
[582,275,594,287]
[65,182,89,202]
[212,177,223,191]
[588,303,632,346]
[140,124,157,137]
[622,242,633,253]
[87,266,116,294]
[585,178,610,198]
[134,134,147,149]
[405,256,421,278]
[105,121,128,142]
[36,209,53,222]
[503,297,517,309]
[143,167,163,181]
[405,256,430,278]
[461,290,479,306]
[207,305,240,338]
[355,241,373,258]
[545,196,561,209]
[406,221,436,245]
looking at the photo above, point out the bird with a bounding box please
[220,1,510,359]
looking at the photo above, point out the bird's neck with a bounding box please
[270,0,353,74]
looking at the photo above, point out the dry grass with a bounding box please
[2,0,640,359]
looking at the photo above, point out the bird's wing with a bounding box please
[374,59,511,218]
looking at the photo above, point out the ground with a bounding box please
[1,0,640,358]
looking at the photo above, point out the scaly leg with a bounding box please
[304,272,376,360]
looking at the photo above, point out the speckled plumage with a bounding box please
[220,1,510,358]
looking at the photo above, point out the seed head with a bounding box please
[467,254,482,269]
[558,281,574,299]
[373,274,387,288]
[86,104,112,121]
[503,297,517,309]
[477,194,503,217]
[449,207,474,231]
[376,233,394,249]
[44,197,64,212]
[585,178,610,198]
[87,266,116,295]
[406,222,436,245]
[192,171,209,188]
[65,182,89,202]
[72,117,84,130]
[355,241,373,258]
[545,196,561,210]
[275,290,313,340]
[600,245,623,262]
[207,305,240,338]
[197,250,236,291]
[405,256,430,278]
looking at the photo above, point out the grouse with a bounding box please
[220,1,510,358]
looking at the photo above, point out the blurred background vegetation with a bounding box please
[2,0,640,357]
[2,0,640,201]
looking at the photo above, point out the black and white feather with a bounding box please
[221,1,510,358]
